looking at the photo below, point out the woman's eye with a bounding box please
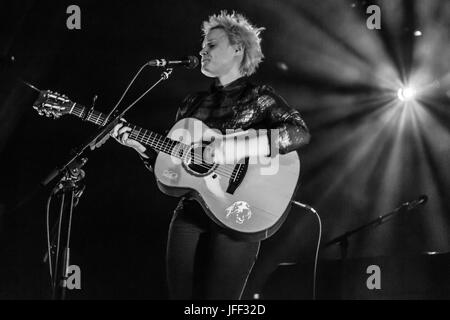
[201,42,215,49]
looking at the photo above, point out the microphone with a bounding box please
[147,56,199,69]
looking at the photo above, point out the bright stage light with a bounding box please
[397,87,416,102]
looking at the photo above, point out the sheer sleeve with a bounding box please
[258,88,310,154]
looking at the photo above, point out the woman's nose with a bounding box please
[200,48,207,56]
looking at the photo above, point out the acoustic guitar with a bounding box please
[33,90,301,241]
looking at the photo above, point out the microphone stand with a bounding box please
[323,197,427,259]
[48,157,86,300]
[22,66,175,300]
[41,67,175,191]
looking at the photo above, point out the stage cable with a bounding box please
[292,201,322,300]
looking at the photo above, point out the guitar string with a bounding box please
[56,102,243,179]
[130,129,245,179]
[56,104,284,220]
[70,106,245,180]
[124,117,249,179]
[137,134,242,180]
[79,107,244,179]
[126,123,239,176]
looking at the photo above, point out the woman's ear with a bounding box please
[234,44,244,56]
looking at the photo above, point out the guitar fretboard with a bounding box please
[69,103,187,157]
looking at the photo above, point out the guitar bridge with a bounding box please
[226,158,249,194]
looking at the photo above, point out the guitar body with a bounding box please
[154,118,301,241]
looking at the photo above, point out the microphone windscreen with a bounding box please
[187,56,199,69]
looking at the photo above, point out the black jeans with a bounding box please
[166,199,260,300]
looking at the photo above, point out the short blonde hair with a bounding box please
[202,11,265,76]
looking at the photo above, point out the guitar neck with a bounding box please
[69,103,183,156]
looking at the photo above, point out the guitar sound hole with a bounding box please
[183,144,216,176]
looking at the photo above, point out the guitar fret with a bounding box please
[95,111,102,125]
[91,110,97,123]
[72,105,83,117]
[99,113,106,126]
[137,127,143,143]
[132,127,138,141]
[148,131,154,146]
[150,133,156,148]
[162,138,169,153]
[48,96,187,158]
[149,132,156,148]
[154,135,162,151]
[141,129,147,145]
[86,109,93,122]
[138,129,143,142]
[92,112,98,125]
[156,136,164,152]
[151,132,158,149]
[81,108,87,120]
[89,110,96,124]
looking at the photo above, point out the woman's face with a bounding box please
[199,28,242,78]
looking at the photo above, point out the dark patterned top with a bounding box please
[142,76,310,169]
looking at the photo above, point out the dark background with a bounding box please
[0,0,449,299]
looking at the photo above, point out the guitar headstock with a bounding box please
[32,90,73,119]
